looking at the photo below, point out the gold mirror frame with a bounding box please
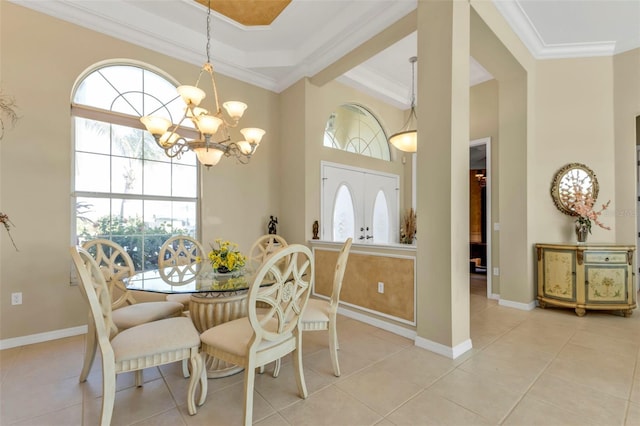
[550,163,599,216]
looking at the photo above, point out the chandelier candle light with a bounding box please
[388,56,418,153]
[140,0,265,168]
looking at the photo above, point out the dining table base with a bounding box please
[189,291,248,378]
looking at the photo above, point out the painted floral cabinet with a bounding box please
[536,243,636,317]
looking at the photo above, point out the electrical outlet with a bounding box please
[493,267,500,276]
[493,222,500,231]
[377,282,384,294]
[11,292,22,305]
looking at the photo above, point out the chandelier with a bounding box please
[140,0,265,168]
[388,56,418,153]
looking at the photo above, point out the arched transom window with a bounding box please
[323,104,390,160]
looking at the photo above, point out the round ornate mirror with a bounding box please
[550,163,599,216]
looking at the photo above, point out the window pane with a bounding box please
[373,190,389,243]
[74,72,120,109]
[76,152,111,193]
[173,164,198,198]
[143,160,172,196]
[75,117,111,155]
[76,197,111,244]
[111,124,143,159]
[333,185,355,241]
[111,156,143,195]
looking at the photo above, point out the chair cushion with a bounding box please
[166,293,191,308]
[301,298,330,323]
[111,301,183,330]
[111,317,200,362]
[200,317,286,357]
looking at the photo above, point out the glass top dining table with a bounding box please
[125,264,257,294]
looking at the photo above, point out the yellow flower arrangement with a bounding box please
[208,239,246,273]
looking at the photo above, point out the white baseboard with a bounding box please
[0,325,87,350]
[414,336,473,359]
[498,298,537,311]
[337,306,417,340]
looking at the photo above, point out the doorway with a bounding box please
[470,137,492,298]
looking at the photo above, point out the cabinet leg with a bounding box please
[623,309,633,318]
[538,300,547,309]
[575,308,586,317]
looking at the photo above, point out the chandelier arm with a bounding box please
[204,65,222,116]
[162,137,191,158]
[225,143,252,164]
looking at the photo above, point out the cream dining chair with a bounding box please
[158,235,206,377]
[80,239,183,382]
[247,234,288,271]
[199,244,314,426]
[70,246,206,426]
[271,237,352,378]
[300,237,352,376]
[248,234,288,376]
[159,235,206,311]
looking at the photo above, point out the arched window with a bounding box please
[71,62,198,271]
[323,104,390,160]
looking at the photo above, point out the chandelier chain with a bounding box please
[206,0,212,65]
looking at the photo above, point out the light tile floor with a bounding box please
[2,277,639,425]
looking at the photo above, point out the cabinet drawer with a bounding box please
[584,251,627,264]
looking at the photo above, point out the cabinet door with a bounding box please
[585,265,629,304]
[542,249,576,301]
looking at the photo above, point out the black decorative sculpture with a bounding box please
[312,220,319,240]
[268,216,278,234]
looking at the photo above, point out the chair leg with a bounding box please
[101,367,116,426]
[187,351,206,415]
[80,316,97,382]
[197,353,208,407]
[243,362,256,426]
[293,333,308,399]
[328,320,340,377]
[181,359,190,378]
[273,358,281,378]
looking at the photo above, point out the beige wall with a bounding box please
[533,57,616,244]
[0,2,279,340]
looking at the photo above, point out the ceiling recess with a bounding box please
[197,0,291,26]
